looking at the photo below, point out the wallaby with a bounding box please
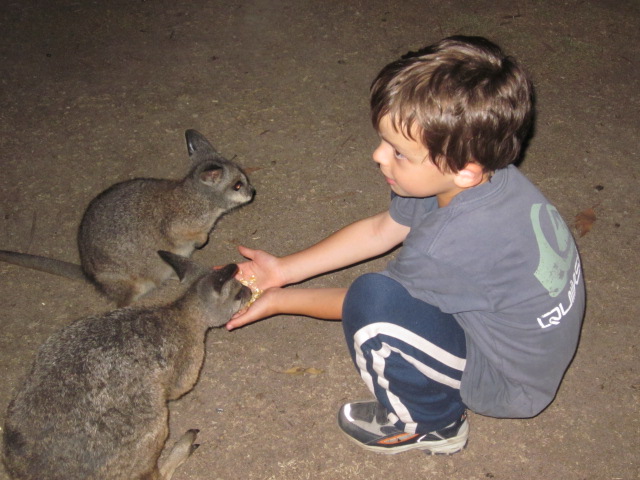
[0,129,255,306]
[2,251,252,480]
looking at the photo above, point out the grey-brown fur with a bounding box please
[2,252,252,480]
[0,129,255,307]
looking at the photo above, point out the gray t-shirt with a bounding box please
[382,165,585,418]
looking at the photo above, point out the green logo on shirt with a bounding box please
[530,204,575,298]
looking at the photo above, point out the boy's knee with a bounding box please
[348,272,385,296]
[343,273,400,327]
[346,273,389,308]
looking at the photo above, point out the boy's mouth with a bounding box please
[378,167,395,185]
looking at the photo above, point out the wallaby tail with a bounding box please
[0,250,85,280]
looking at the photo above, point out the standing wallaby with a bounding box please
[2,251,252,480]
[0,129,255,306]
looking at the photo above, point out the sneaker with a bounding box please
[337,400,468,455]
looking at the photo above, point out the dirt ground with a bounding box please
[0,1,638,479]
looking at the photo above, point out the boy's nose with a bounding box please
[372,144,386,165]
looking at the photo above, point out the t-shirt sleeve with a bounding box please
[389,194,438,227]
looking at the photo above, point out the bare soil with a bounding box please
[0,1,638,479]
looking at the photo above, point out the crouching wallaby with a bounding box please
[2,252,252,480]
[0,129,255,307]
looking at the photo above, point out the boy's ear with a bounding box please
[453,162,486,188]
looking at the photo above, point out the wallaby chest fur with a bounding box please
[2,254,251,480]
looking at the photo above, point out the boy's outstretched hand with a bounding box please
[226,245,287,331]
[226,245,348,330]
[234,245,287,292]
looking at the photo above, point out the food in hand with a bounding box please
[239,275,263,307]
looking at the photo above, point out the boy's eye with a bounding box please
[394,149,406,159]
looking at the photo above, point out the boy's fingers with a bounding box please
[226,309,254,330]
[233,306,248,317]
[226,316,247,331]
[237,245,255,259]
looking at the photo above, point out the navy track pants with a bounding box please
[342,273,467,433]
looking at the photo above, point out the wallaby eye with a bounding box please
[233,181,243,191]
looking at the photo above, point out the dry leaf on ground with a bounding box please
[574,207,597,237]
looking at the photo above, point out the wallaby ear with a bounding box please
[185,129,217,157]
[210,264,239,293]
[200,166,223,186]
[159,251,210,283]
[158,250,195,281]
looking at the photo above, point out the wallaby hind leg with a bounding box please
[158,429,200,480]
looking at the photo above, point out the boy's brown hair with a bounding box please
[370,36,534,173]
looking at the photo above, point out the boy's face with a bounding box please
[373,115,462,206]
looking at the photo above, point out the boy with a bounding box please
[226,36,585,455]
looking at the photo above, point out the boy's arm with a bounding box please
[278,210,409,285]
[227,210,409,330]
[226,287,346,330]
